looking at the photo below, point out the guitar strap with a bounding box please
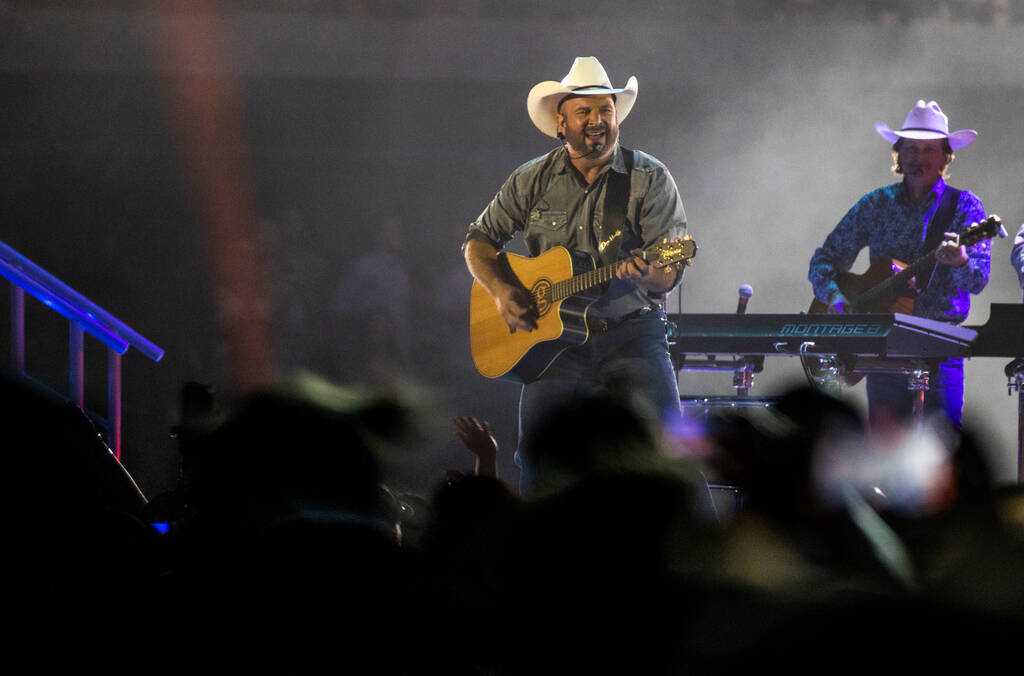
[525,145,635,266]
[920,185,961,290]
[600,146,635,266]
[924,185,962,252]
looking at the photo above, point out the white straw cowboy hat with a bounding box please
[874,100,977,150]
[527,57,638,138]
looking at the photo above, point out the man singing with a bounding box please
[464,57,689,493]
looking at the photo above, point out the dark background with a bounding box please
[2,1,1022,499]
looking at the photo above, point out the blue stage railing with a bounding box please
[0,239,164,460]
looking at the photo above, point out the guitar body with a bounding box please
[808,257,915,315]
[470,246,599,384]
[803,215,1002,389]
[807,258,916,387]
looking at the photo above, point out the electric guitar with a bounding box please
[470,237,697,383]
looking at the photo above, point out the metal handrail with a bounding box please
[0,238,164,460]
[0,239,163,362]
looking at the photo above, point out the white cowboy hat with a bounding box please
[874,100,977,150]
[526,57,638,138]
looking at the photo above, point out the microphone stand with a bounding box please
[671,285,762,397]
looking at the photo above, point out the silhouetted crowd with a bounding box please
[6,369,1024,673]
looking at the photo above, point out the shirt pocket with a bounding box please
[527,209,568,232]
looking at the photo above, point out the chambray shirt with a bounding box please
[809,179,989,323]
[466,144,687,320]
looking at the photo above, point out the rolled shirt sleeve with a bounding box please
[635,162,687,293]
[948,191,990,296]
[464,160,537,252]
[809,195,871,305]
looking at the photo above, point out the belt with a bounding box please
[589,307,656,333]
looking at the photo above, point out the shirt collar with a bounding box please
[899,176,945,207]
[609,144,628,174]
[555,143,625,175]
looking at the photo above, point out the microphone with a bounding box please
[560,129,607,159]
[736,284,753,315]
[577,141,608,159]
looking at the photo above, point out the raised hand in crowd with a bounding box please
[454,415,498,479]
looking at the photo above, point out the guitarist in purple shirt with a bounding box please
[808,100,991,429]
[463,57,689,496]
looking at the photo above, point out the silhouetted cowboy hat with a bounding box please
[874,100,977,150]
[527,57,638,138]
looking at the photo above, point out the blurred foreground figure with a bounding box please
[1,371,155,669]
[699,386,1024,672]
[809,100,990,428]
[167,374,419,673]
[497,393,719,673]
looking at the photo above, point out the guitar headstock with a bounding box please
[649,236,698,269]
[960,215,1004,247]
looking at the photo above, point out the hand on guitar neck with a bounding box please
[616,247,680,294]
[936,231,969,268]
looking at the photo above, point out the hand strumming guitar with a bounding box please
[834,231,966,314]
[492,282,538,333]
[825,231,966,316]
[827,292,850,314]
[464,238,538,333]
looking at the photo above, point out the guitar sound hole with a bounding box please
[531,279,552,317]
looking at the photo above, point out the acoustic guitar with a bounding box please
[808,215,1003,315]
[803,215,1002,387]
[470,237,697,383]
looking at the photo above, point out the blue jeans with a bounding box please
[515,310,681,495]
[865,357,964,429]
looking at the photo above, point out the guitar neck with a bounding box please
[851,249,940,311]
[541,237,695,305]
[549,257,635,303]
[839,215,997,313]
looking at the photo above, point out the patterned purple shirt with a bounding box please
[809,178,990,323]
[1012,224,1024,298]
